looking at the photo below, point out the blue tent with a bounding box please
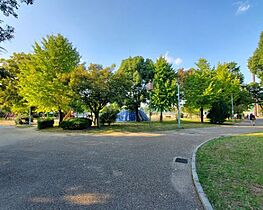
[116,110,149,122]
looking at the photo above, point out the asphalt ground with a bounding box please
[0,119,262,209]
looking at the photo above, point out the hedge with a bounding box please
[37,118,54,129]
[60,118,92,130]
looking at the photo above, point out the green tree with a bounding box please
[151,56,177,122]
[18,34,80,124]
[183,59,215,123]
[70,64,122,127]
[0,53,29,113]
[184,59,243,123]
[116,56,154,122]
[248,32,263,82]
[227,62,244,84]
[207,100,230,124]
[246,82,263,109]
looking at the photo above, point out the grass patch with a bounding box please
[197,133,263,209]
[40,119,216,134]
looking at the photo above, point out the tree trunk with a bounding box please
[95,112,100,128]
[58,109,64,125]
[160,110,163,122]
[135,106,140,122]
[200,107,204,123]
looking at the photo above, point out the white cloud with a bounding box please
[235,1,250,15]
[174,57,183,66]
[164,51,183,66]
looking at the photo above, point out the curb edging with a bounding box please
[191,138,215,210]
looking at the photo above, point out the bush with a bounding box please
[60,118,92,130]
[15,114,33,125]
[100,107,119,126]
[207,100,230,124]
[37,118,54,129]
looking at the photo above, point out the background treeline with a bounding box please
[1,33,263,126]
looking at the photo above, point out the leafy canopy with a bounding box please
[0,53,29,113]
[18,34,80,112]
[151,56,177,117]
[70,63,122,127]
[248,32,263,83]
[116,56,154,121]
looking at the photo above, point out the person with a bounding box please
[249,113,256,126]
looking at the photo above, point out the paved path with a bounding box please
[0,120,262,209]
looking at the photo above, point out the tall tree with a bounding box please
[227,62,244,84]
[183,59,215,123]
[0,53,28,113]
[246,82,263,109]
[248,32,263,83]
[0,0,33,48]
[116,56,154,121]
[70,64,123,127]
[151,56,177,122]
[18,34,80,124]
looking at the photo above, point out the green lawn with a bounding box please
[40,119,215,134]
[197,133,263,209]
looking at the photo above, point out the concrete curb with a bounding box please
[191,138,215,210]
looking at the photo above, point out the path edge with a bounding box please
[191,138,215,210]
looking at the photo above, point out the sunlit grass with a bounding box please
[39,118,216,134]
[197,133,263,209]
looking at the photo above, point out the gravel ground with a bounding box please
[0,120,262,210]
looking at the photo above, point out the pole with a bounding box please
[231,94,234,122]
[149,91,152,127]
[177,80,181,128]
[29,107,32,125]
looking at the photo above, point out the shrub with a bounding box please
[207,100,230,124]
[15,114,33,125]
[37,118,54,129]
[100,106,119,126]
[60,118,92,130]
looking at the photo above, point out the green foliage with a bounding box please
[116,56,154,121]
[151,56,177,122]
[37,118,54,129]
[246,82,263,108]
[248,32,263,82]
[70,64,122,127]
[183,59,215,122]
[18,34,80,122]
[0,53,29,114]
[207,100,230,124]
[60,118,92,130]
[183,59,243,123]
[100,105,119,126]
[234,87,252,114]
[15,114,33,125]
[227,62,244,84]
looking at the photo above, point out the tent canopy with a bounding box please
[116,110,149,122]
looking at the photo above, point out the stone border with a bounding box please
[191,138,214,210]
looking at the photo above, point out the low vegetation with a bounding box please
[40,119,215,133]
[60,118,92,130]
[197,133,263,209]
[37,118,54,129]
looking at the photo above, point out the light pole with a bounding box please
[146,80,153,125]
[231,94,234,122]
[177,78,181,128]
[29,107,32,125]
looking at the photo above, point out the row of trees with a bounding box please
[0,33,261,126]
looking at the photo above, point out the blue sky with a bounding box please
[1,0,263,83]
